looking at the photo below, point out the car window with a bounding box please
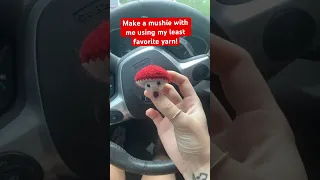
[118,0,210,17]
[111,0,119,5]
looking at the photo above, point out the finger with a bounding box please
[210,34,276,114]
[146,108,163,127]
[144,90,185,125]
[210,92,232,136]
[167,71,198,98]
[161,84,183,104]
[110,164,125,180]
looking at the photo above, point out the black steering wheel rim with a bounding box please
[110,0,210,175]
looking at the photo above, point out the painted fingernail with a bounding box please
[153,91,159,98]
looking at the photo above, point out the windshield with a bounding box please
[118,0,210,16]
[111,0,120,6]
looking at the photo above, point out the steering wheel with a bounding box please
[110,0,210,175]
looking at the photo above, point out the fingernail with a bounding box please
[153,91,159,98]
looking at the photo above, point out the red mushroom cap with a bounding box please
[80,21,110,63]
[135,65,170,83]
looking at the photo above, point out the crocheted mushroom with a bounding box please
[80,21,109,83]
[135,65,170,98]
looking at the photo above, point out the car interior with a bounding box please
[0,0,320,180]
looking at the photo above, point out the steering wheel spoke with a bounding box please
[110,52,121,68]
[178,54,210,86]
[110,51,133,125]
[110,93,132,125]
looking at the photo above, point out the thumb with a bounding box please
[144,90,186,127]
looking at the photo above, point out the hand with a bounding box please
[210,34,308,180]
[144,71,210,179]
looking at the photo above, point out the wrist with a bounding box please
[182,162,210,180]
